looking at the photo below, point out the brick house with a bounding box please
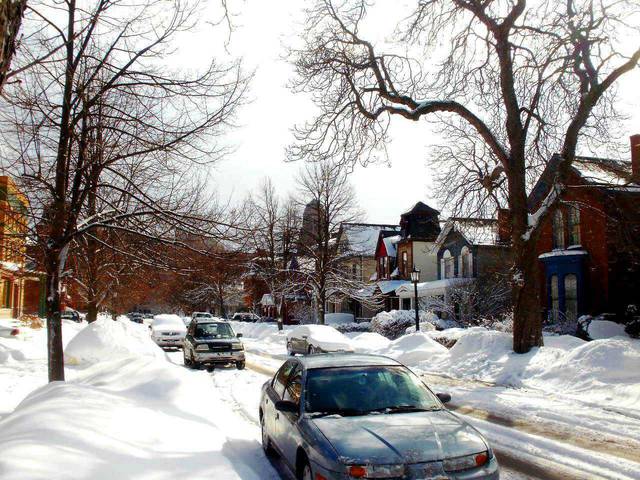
[528,136,640,324]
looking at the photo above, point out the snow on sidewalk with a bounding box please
[0,318,280,480]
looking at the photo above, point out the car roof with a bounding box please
[294,353,401,370]
[192,318,228,324]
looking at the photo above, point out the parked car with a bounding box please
[259,316,277,323]
[183,319,245,370]
[231,312,260,322]
[286,325,354,355]
[128,312,144,324]
[0,324,20,338]
[149,314,187,349]
[191,312,214,321]
[60,309,81,323]
[260,354,499,480]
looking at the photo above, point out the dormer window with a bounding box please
[402,251,408,277]
[552,210,565,249]
[442,250,455,279]
[568,206,581,246]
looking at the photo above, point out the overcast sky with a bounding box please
[178,1,640,225]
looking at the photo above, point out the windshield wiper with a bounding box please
[368,405,441,414]
[308,408,367,418]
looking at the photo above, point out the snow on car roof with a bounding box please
[296,353,401,369]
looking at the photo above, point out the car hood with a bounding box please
[311,410,486,465]
[194,338,238,344]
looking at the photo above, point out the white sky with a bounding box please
[177,1,640,225]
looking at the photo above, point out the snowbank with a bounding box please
[287,325,353,351]
[65,317,166,365]
[587,320,628,340]
[0,355,279,480]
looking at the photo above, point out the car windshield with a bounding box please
[195,322,234,339]
[305,366,441,416]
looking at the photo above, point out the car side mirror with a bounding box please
[236,333,243,338]
[437,392,452,404]
[274,400,298,414]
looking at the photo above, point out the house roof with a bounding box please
[528,154,639,209]
[401,201,440,217]
[435,218,500,248]
[339,223,400,256]
[382,234,401,257]
[377,280,411,294]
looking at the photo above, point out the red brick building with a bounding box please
[528,136,640,323]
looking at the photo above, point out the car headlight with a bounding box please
[347,464,405,478]
[231,343,244,351]
[195,345,209,352]
[442,451,490,472]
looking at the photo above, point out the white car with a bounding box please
[286,324,355,355]
[150,314,187,349]
[0,324,20,338]
[191,312,214,322]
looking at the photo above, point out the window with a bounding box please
[383,256,388,277]
[351,264,358,280]
[283,366,303,405]
[1,280,12,308]
[460,247,473,278]
[568,206,581,246]
[401,298,411,310]
[273,361,297,398]
[564,274,578,322]
[552,210,565,249]
[550,275,559,322]
[443,250,455,279]
[402,251,408,276]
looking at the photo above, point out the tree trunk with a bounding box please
[45,249,65,382]
[317,290,325,325]
[86,299,98,323]
[511,241,544,353]
[0,0,27,93]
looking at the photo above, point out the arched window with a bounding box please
[565,274,578,322]
[460,246,473,278]
[553,210,565,249]
[443,250,455,279]
[568,206,581,246]
[550,275,559,322]
[402,251,408,276]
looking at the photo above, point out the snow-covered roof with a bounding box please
[571,157,635,186]
[340,223,399,256]
[434,218,499,248]
[260,294,275,306]
[396,278,474,297]
[382,236,400,257]
[377,280,411,295]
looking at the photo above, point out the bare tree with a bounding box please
[295,161,372,324]
[289,0,640,352]
[1,0,248,381]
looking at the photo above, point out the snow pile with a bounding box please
[587,320,628,340]
[334,321,371,334]
[0,355,279,480]
[371,310,436,339]
[287,325,353,351]
[65,316,166,365]
[424,329,640,414]
[346,331,391,351]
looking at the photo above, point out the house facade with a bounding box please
[528,139,640,324]
[396,216,511,320]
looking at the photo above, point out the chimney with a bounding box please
[497,208,512,244]
[631,134,640,183]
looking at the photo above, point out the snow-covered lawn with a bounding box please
[0,317,279,480]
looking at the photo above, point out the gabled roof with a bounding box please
[528,154,638,209]
[338,223,400,256]
[401,201,440,217]
[435,218,500,248]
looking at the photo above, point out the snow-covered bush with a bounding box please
[626,317,640,339]
[334,322,371,334]
[478,313,513,333]
[577,315,631,340]
[371,310,436,339]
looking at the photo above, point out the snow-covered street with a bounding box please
[1,317,639,480]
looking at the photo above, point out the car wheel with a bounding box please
[300,459,313,480]
[260,413,275,456]
[183,350,191,367]
[236,361,245,370]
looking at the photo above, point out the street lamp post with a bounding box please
[410,266,420,332]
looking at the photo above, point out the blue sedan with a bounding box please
[259,353,499,480]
